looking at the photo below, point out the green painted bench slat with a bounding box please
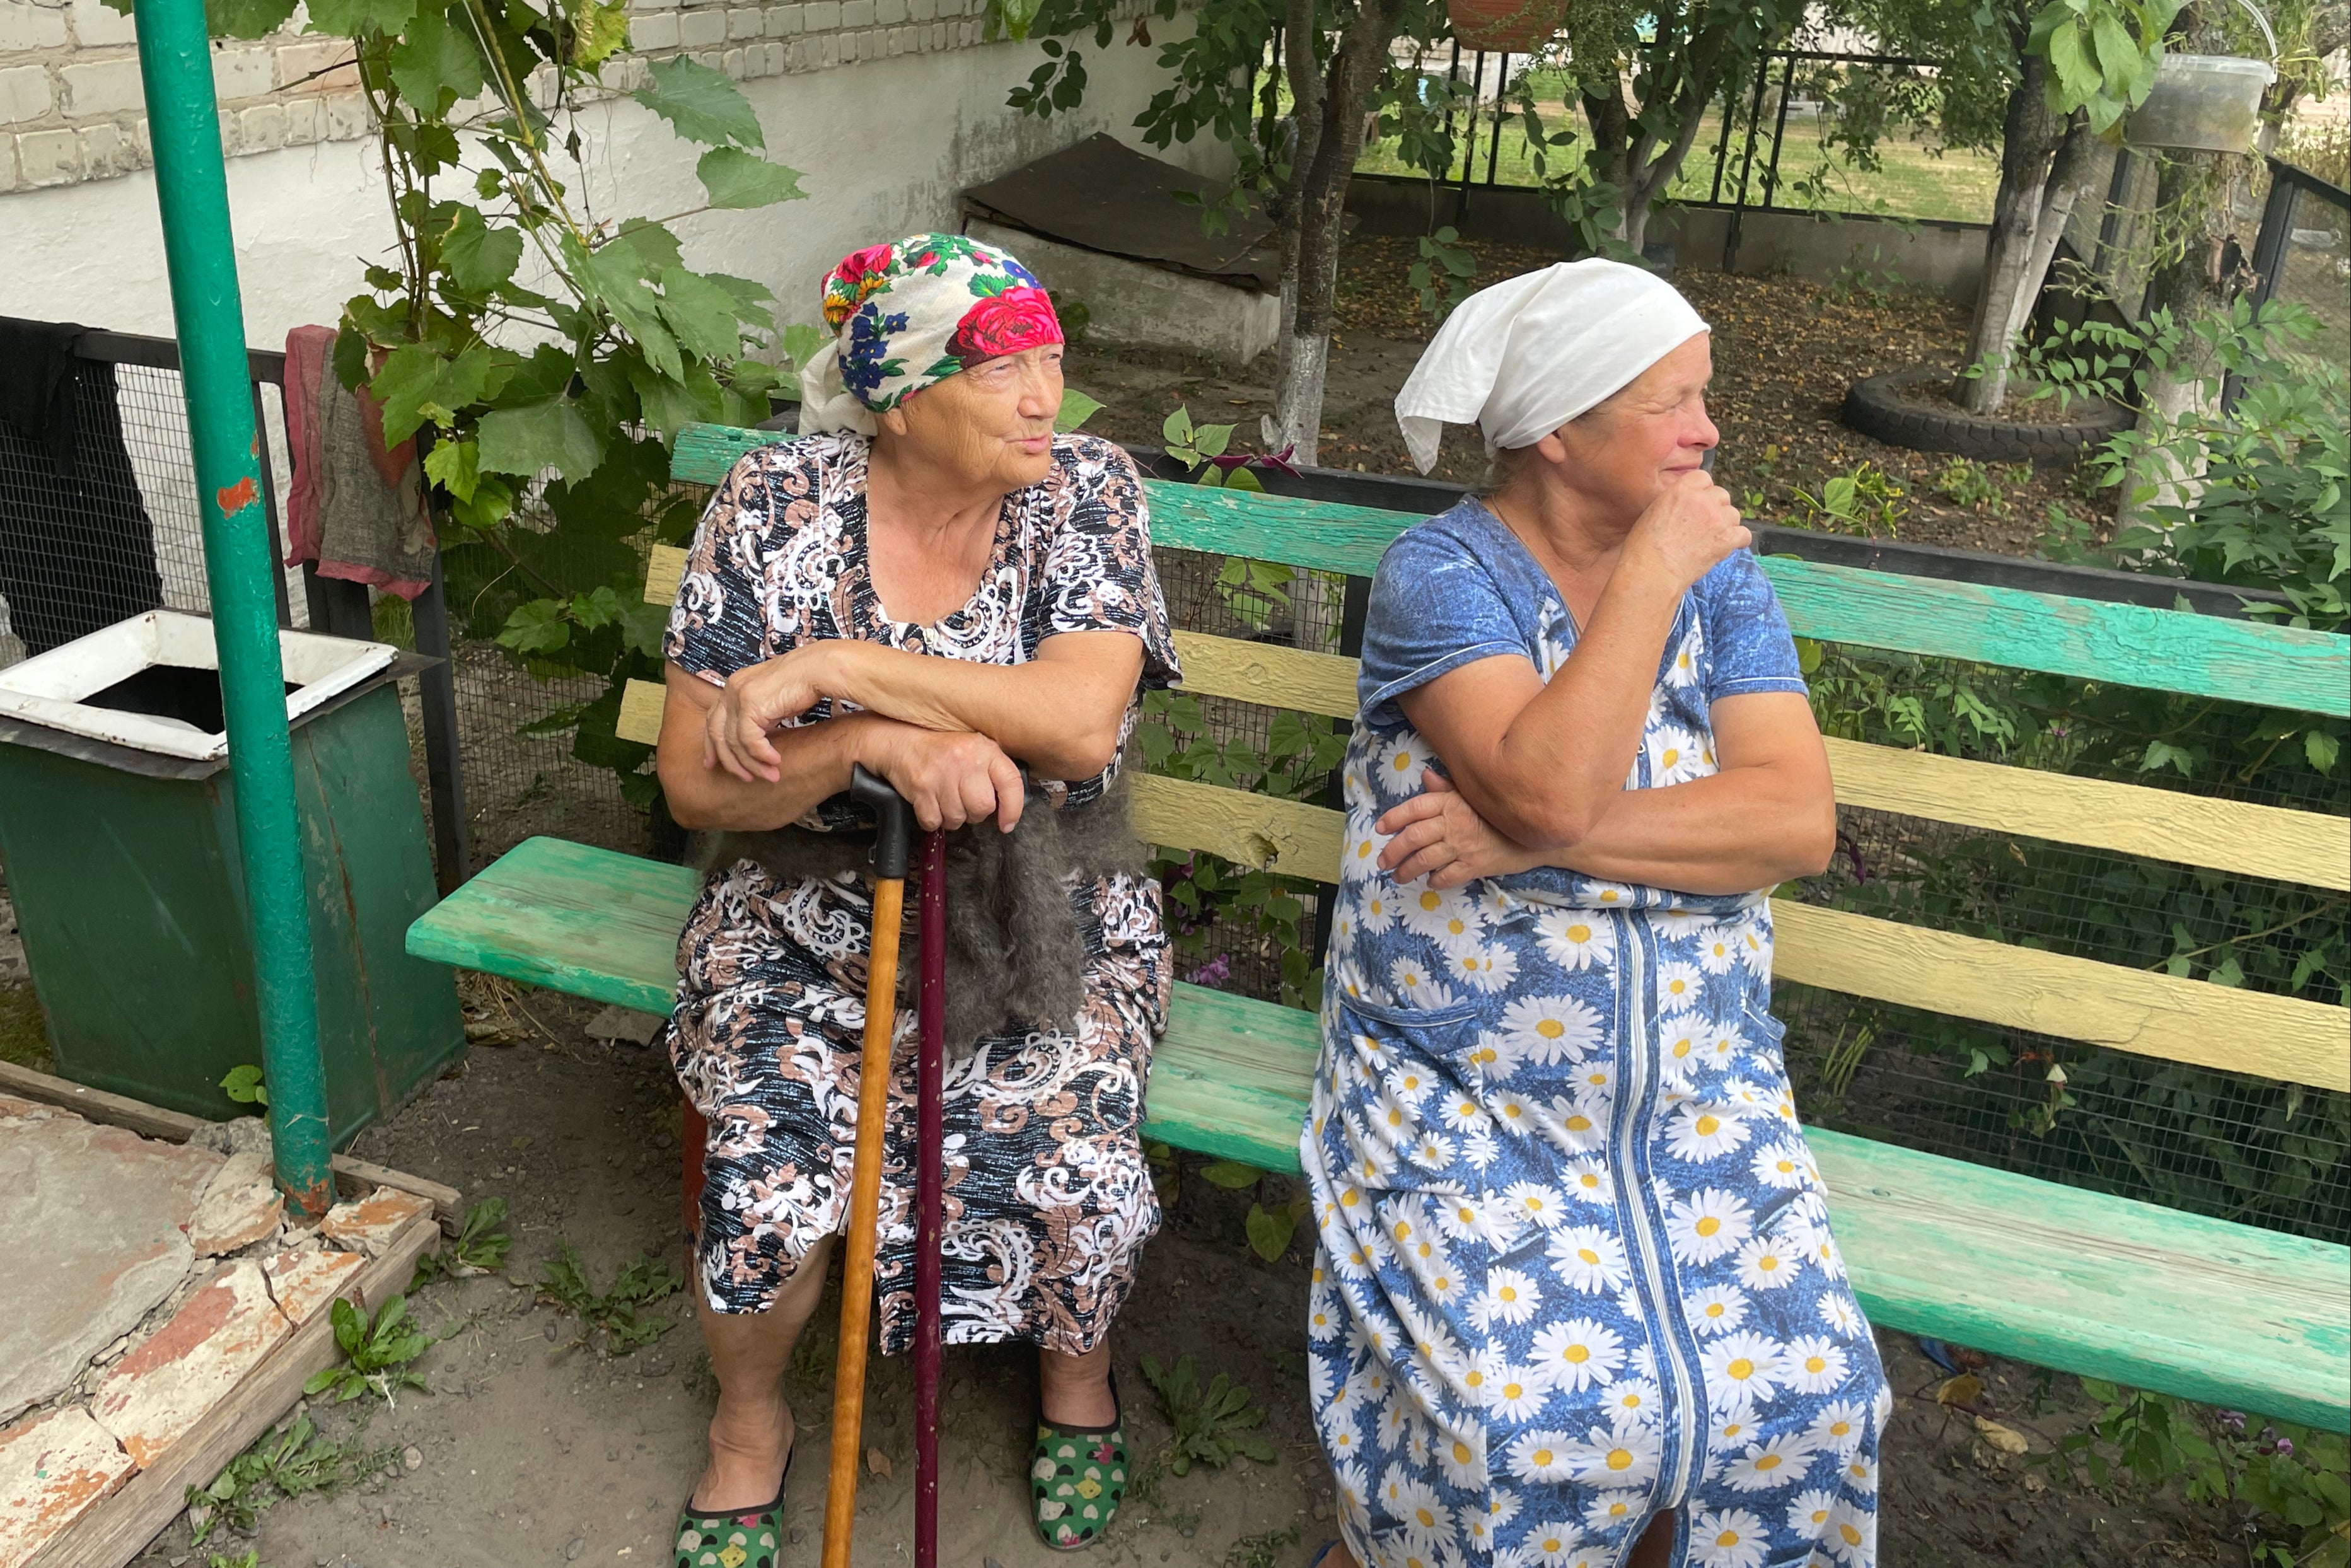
[407,836,2349,1431]
[667,423,2350,718]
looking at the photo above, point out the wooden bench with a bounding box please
[409,421,2351,1433]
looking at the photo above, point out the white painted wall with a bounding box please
[0,26,1219,348]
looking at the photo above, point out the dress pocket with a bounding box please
[1323,994,1483,1185]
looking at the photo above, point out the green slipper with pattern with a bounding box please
[1030,1378,1128,1551]
[672,1451,789,1568]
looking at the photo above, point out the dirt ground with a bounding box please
[1069,235,2096,558]
[68,986,2251,1568]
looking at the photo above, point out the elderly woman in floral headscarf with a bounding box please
[654,233,1177,1561]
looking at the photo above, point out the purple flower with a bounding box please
[1188,954,1232,987]
[2276,1437,2295,1458]
[2220,1410,2246,1433]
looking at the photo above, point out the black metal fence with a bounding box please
[1337,43,2004,235]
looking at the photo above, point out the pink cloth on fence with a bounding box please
[281,325,435,601]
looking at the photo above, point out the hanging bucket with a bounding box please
[2124,54,2277,153]
[1445,0,1564,54]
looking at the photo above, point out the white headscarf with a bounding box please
[1393,258,1709,474]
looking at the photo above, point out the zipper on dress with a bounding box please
[1611,909,1705,1512]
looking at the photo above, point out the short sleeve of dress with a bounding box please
[1358,515,1531,728]
[662,446,796,683]
[1037,440,1180,691]
[1698,549,1808,702]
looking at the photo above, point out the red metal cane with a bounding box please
[914,827,946,1568]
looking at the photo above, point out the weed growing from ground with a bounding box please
[1226,1526,1301,1568]
[538,1243,682,1352]
[409,1197,513,1289]
[1140,1356,1275,1475]
[185,1413,395,1544]
[302,1295,431,1406]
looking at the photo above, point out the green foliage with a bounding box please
[1926,456,2033,518]
[1138,1355,1275,1475]
[1054,388,1105,433]
[207,1554,262,1568]
[186,1414,395,1545]
[537,1242,682,1351]
[1792,462,1908,538]
[219,1063,269,1110]
[303,1294,432,1405]
[2039,299,2350,633]
[1225,1526,1301,1568]
[1408,226,1475,322]
[2041,1383,2348,1568]
[161,0,809,804]
[409,1196,513,1287]
[2027,0,2178,135]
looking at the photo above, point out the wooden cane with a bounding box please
[821,765,914,1568]
[913,827,947,1568]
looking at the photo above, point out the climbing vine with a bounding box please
[131,0,811,799]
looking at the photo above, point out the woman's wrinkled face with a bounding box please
[1547,332,1717,527]
[883,344,1064,491]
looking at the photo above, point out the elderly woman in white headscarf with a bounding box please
[1301,260,1891,1568]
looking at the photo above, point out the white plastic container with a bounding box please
[2125,54,2277,154]
[0,610,397,760]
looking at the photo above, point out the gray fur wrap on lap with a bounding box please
[698,769,1148,1060]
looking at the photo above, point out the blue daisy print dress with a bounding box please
[1301,499,1893,1568]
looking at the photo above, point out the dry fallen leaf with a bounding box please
[866,1447,892,1479]
[1936,1372,1985,1408]
[1974,1416,2029,1455]
[2022,1470,2048,1493]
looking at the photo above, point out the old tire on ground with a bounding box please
[1841,362,2133,464]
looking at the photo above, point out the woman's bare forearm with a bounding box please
[1403,560,1683,847]
[659,679,889,832]
[808,634,1139,780]
[1540,765,1835,893]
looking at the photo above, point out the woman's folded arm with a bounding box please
[700,630,1144,787]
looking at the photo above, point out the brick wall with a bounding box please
[0,0,1021,192]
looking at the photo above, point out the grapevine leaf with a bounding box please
[694,146,807,209]
[207,0,300,36]
[656,267,748,364]
[422,436,481,501]
[368,344,446,446]
[305,0,415,40]
[443,209,525,293]
[632,54,763,149]
[496,599,571,654]
[388,4,484,112]
[703,272,777,331]
[476,397,608,483]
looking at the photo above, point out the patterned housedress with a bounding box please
[1303,501,1892,1568]
[662,431,1180,1355]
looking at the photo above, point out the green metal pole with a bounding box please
[132,0,336,1214]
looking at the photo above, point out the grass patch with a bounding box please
[185,1413,395,1545]
[0,982,50,1072]
[538,1242,682,1353]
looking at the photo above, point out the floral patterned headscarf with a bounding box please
[796,232,1064,437]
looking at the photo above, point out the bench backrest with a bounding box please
[636,422,2350,1100]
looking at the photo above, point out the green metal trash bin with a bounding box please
[0,610,464,1141]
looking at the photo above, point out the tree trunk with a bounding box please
[1958,49,2061,414]
[2119,148,2249,523]
[1617,23,1732,253]
[2118,4,2255,526]
[2000,113,2099,354]
[1263,0,1405,467]
[1261,0,1323,453]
